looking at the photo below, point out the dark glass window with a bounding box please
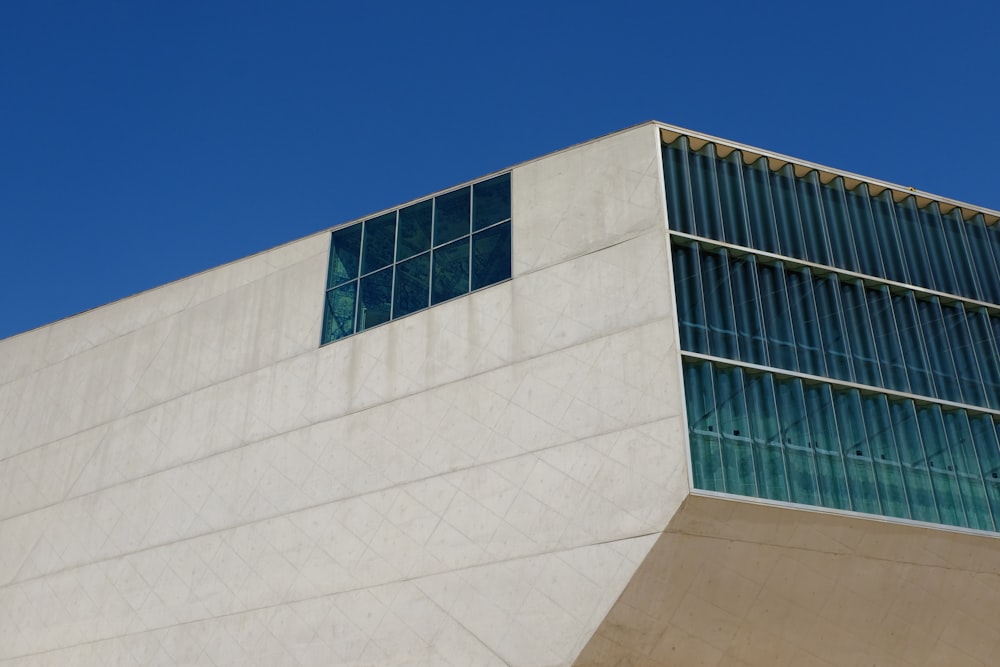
[432,238,470,305]
[322,173,511,344]
[434,187,471,246]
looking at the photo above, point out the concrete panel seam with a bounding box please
[0,534,661,663]
[0,248,327,391]
[0,312,675,511]
[0,416,678,589]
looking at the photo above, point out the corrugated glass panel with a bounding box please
[966,214,1000,304]
[803,382,851,510]
[743,157,781,254]
[841,281,882,388]
[796,171,832,266]
[890,401,939,524]
[845,184,885,279]
[715,365,757,497]
[835,390,881,515]
[785,269,827,377]
[942,410,993,531]
[918,405,966,527]
[770,164,806,259]
[821,177,860,273]
[701,250,739,359]
[731,256,768,366]
[867,286,909,394]
[684,361,725,491]
[672,244,710,354]
[690,144,725,241]
[718,151,752,247]
[861,393,909,519]
[892,292,935,397]
[745,372,788,501]
[757,262,797,369]
[663,137,696,234]
[777,378,820,505]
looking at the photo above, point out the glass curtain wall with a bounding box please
[666,135,1000,532]
[664,137,1000,305]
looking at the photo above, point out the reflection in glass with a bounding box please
[361,212,397,274]
[473,173,511,230]
[328,225,362,288]
[682,358,1000,533]
[471,222,511,291]
[432,238,470,305]
[357,267,393,331]
[434,187,471,246]
[396,200,432,261]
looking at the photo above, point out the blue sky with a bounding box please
[2,1,998,339]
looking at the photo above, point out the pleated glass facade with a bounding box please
[665,135,1000,532]
[322,173,512,344]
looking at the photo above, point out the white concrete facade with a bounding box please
[0,123,691,666]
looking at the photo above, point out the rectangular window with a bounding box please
[322,173,512,344]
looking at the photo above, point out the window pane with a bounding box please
[770,164,806,260]
[918,405,967,527]
[803,383,851,511]
[328,224,362,288]
[393,253,430,319]
[473,173,511,231]
[796,171,832,266]
[715,365,756,497]
[861,394,908,519]
[745,372,788,501]
[471,222,511,291]
[821,178,860,273]
[322,281,358,343]
[690,144,725,241]
[718,150,752,247]
[743,157,781,254]
[396,200,432,261]
[432,237,470,304]
[434,187,471,246]
[836,390,881,515]
[357,267,393,331]
[663,138,696,234]
[361,212,397,274]
[685,361,724,491]
[777,377,819,505]
[672,244,710,354]
[701,250,739,359]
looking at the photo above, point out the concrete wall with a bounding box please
[575,494,1000,667]
[0,123,691,666]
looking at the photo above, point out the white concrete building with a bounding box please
[2,122,1000,666]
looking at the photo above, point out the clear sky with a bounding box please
[1,1,998,340]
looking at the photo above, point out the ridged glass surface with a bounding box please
[684,358,1000,532]
[665,134,1000,532]
[321,173,512,344]
[663,137,1000,305]
[672,242,1000,411]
